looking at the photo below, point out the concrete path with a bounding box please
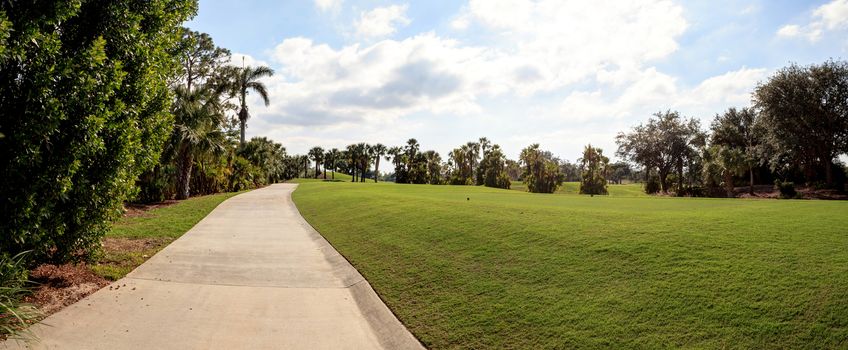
[2,184,422,350]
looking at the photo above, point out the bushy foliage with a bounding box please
[0,0,196,262]
[754,60,848,187]
[774,180,797,199]
[519,144,564,193]
[645,176,661,194]
[579,145,609,195]
[480,145,511,189]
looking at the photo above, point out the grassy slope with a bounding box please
[92,191,242,279]
[292,181,848,349]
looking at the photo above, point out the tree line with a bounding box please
[298,137,615,195]
[617,60,848,197]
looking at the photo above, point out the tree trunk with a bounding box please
[749,166,754,195]
[676,159,684,195]
[314,162,319,179]
[725,171,734,198]
[176,145,193,200]
[374,159,380,183]
[826,159,833,187]
[239,118,246,145]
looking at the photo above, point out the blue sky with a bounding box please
[187,0,848,161]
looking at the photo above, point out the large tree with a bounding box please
[709,107,760,195]
[616,111,704,194]
[232,65,274,145]
[0,0,196,261]
[753,60,848,187]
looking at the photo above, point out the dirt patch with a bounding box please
[102,237,166,253]
[24,264,110,316]
[122,200,179,218]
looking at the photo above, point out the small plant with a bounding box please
[774,180,797,199]
[0,252,41,341]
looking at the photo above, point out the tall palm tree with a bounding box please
[357,143,370,182]
[308,146,325,179]
[232,65,274,145]
[325,148,340,179]
[170,85,227,200]
[370,143,387,182]
[346,144,358,182]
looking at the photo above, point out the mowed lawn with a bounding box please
[510,181,647,197]
[292,181,848,349]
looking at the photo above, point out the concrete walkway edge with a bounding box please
[287,186,424,349]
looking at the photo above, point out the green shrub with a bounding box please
[0,1,196,262]
[645,176,661,194]
[0,252,40,340]
[774,180,797,199]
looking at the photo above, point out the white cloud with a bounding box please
[560,67,767,123]
[228,53,269,68]
[776,0,848,42]
[244,1,692,156]
[314,0,343,12]
[354,4,412,39]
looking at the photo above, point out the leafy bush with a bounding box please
[774,180,797,199]
[645,176,661,194]
[0,1,196,262]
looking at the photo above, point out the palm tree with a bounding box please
[232,65,274,145]
[370,143,387,182]
[357,143,370,182]
[308,146,325,179]
[327,148,340,179]
[170,85,227,200]
[346,144,358,182]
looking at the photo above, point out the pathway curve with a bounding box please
[3,184,422,350]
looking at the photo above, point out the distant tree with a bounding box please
[753,60,848,187]
[424,150,444,185]
[607,162,632,185]
[519,144,564,193]
[579,145,609,195]
[475,137,492,185]
[371,143,387,183]
[616,111,705,194]
[308,146,325,179]
[358,143,370,182]
[345,144,359,182]
[230,65,274,145]
[559,160,580,182]
[708,107,760,195]
[480,145,511,189]
[325,148,340,179]
[505,159,522,181]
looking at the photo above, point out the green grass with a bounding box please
[292,181,848,349]
[92,191,242,279]
[510,181,647,197]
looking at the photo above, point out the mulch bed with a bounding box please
[24,264,110,316]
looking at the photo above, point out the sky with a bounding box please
[187,0,848,162]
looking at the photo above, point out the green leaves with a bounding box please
[0,0,196,263]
